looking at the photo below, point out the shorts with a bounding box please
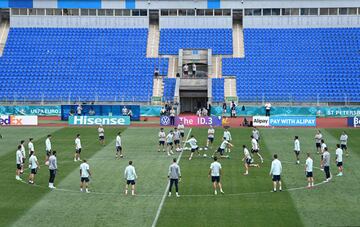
[208,137,214,143]
[174,140,180,145]
[16,164,22,170]
[116,146,122,152]
[316,143,321,148]
[159,141,165,146]
[294,150,300,156]
[217,148,224,155]
[126,180,136,185]
[211,176,220,183]
[340,144,347,150]
[337,162,343,167]
[272,175,281,182]
[76,148,82,154]
[306,172,313,178]
[46,150,51,156]
[191,147,199,153]
[245,158,252,165]
[81,177,90,183]
[99,136,105,140]
[31,168,37,174]
[180,132,185,138]
[167,142,173,146]
[251,149,259,153]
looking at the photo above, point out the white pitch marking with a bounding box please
[151,128,192,227]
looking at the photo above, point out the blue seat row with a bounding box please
[220,28,360,103]
[0,28,169,102]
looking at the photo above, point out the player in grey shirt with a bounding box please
[168,158,181,197]
[48,151,57,189]
[321,147,331,182]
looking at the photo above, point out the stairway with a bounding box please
[167,57,178,78]
[152,77,164,104]
[224,77,238,101]
[232,23,244,58]
[146,24,160,58]
[211,56,222,78]
[0,20,9,56]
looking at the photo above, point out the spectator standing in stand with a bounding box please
[265,102,272,116]
[222,102,227,115]
[183,64,189,77]
[192,63,196,77]
[170,107,176,126]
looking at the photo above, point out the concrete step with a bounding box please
[0,20,10,56]
[167,57,178,78]
[146,24,160,58]
[232,24,244,58]
[224,77,237,98]
[152,77,164,97]
[210,56,222,78]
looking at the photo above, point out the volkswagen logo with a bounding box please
[160,116,170,126]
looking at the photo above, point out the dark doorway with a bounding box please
[232,9,243,25]
[149,9,159,25]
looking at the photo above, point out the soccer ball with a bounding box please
[199,148,203,151]
[203,154,207,158]
[204,147,208,151]
[45,161,49,166]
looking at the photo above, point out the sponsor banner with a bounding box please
[269,116,316,127]
[141,106,162,117]
[211,106,360,117]
[0,115,38,126]
[160,116,222,126]
[347,117,360,127]
[68,116,130,126]
[252,116,269,126]
[61,105,140,121]
[0,106,61,116]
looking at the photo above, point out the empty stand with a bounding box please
[221,28,360,103]
[0,28,168,102]
[159,29,233,55]
[212,78,224,102]
[163,78,176,102]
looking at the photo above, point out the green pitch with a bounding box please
[0,126,359,227]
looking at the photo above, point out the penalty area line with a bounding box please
[151,128,192,227]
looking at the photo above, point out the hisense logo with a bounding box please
[69,116,130,126]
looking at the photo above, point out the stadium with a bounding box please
[0,0,359,226]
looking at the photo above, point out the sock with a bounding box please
[274,188,276,191]
[279,186,282,190]
[131,190,134,195]
[308,183,311,187]
[312,182,314,186]
[214,190,217,195]
[80,188,83,192]
[168,192,171,196]
[86,188,89,192]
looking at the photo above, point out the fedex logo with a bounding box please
[0,115,38,126]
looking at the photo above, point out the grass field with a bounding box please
[0,126,359,227]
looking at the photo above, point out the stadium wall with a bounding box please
[10,15,149,28]
[159,16,232,29]
[243,15,360,28]
[1,0,358,9]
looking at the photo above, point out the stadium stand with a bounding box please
[0,28,168,102]
[212,78,224,102]
[159,29,233,55]
[163,78,176,102]
[222,28,360,103]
